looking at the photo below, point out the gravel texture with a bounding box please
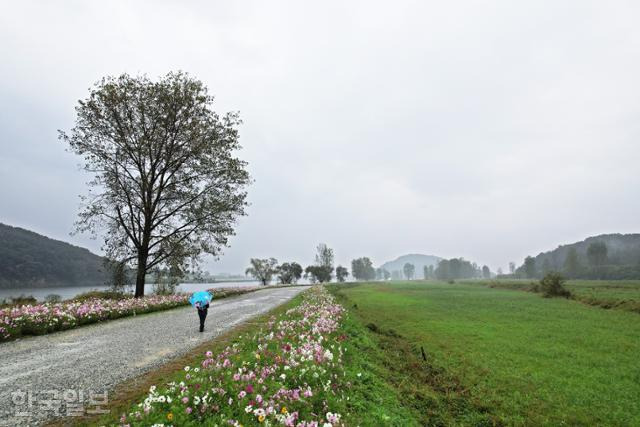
[0,286,307,426]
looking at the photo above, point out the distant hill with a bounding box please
[380,254,442,278]
[0,223,109,288]
[521,233,640,279]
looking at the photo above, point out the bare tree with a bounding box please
[60,72,251,297]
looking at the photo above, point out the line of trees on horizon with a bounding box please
[245,244,345,286]
[506,239,640,280]
[244,246,497,285]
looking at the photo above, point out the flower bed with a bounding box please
[0,287,258,342]
[119,286,348,426]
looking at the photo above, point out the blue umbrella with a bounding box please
[189,291,212,307]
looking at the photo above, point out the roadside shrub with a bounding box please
[153,282,178,295]
[72,290,130,302]
[153,268,179,295]
[540,273,571,298]
[44,294,62,303]
[0,295,38,307]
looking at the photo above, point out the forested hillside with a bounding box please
[0,223,108,288]
[517,234,640,279]
[380,254,442,279]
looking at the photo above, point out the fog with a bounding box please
[1,1,639,273]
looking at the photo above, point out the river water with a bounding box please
[0,281,261,302]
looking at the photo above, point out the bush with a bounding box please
[153,281,178,295]
[72,290,130,302]
[540,273,571,298]
[44,294,62,303]
[0,295,38,308]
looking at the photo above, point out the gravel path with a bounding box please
[0,286,307,426]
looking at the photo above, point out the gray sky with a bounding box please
[1,1,639,274]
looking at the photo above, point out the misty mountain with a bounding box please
[380,254,442,278]
[523,233,640,279]
[0,223,109,288]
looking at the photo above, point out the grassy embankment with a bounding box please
[329,281,640,426]
[464,278,640,313]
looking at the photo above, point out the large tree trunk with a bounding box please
[135,219,152,298]
[135,252,148,298]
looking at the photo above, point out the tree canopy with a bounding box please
[305,243,334,283]
[587,241,608,266]
[277,262,303,284]
[351,257,375,281]
[523,256,537,278]
[482,265,491,279]
[60,72,250,297]
[435,258,480,280]
[403,262,415,280]
[246,258,278,286]
[335,265,349,282]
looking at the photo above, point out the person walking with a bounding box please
[195,301,209,332]
[189,291,213,333]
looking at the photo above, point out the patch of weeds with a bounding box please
[540,273,572,298]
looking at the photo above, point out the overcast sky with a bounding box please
[1,1,639,274]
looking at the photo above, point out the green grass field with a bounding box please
[329,281,640,426]
[465,279,640,313]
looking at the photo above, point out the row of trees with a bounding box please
[350,259,494,282]
[433,258,492,281]
[245,258,302,286]
[245,249,498,285]
[386,260,492,281]
[245,251,389,285]
[245,244,350,286]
